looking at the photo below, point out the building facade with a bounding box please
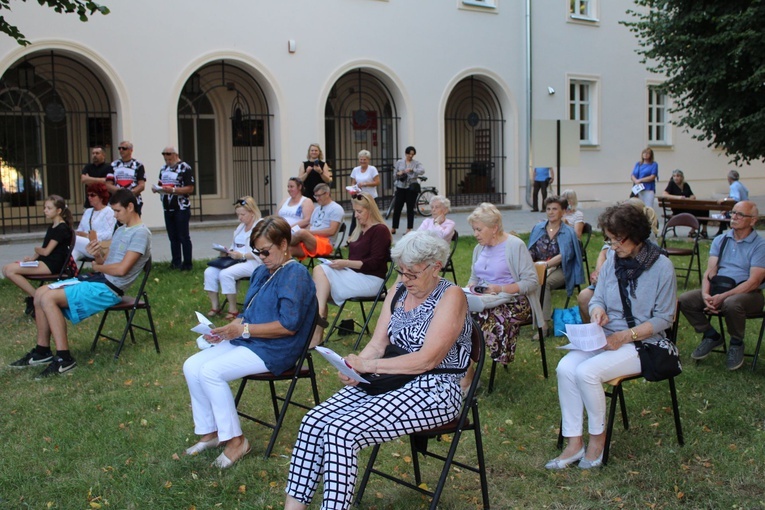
[0,0,760,231]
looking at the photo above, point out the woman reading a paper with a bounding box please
[284,231,471,510]
[547,203,675,470]
[183,216,316,469]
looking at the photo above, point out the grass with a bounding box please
[0,231,764,509]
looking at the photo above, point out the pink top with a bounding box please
[417,217,455,241]
[472,240,515,285]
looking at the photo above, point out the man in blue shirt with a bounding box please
[532,167,553,212]
[679,201,765,370]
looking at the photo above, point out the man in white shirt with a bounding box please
[290,183,344,258]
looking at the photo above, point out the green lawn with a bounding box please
[0,233,764,509]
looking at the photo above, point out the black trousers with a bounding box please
[532,179,551,211]
[392,186,418,230]
[165,208,192,269]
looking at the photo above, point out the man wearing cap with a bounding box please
[153,146,195,270]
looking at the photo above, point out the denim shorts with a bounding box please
[62,280,122,324]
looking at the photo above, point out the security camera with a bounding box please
[547,87,555,95]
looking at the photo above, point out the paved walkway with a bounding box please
[2,197,763,272]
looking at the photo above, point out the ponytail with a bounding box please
[46,195,74,228]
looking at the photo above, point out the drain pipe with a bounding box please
[524,0,533,209]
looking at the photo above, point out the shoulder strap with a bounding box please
[617,279,636,329]
[715,234,730,271]
[390,283,406,314]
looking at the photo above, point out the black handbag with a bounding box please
[708,236,739,295]
[618,280,682,382]
[207,257,241,270]
[356,285,466,395]
[408,181,421,194]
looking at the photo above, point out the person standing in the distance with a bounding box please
[348,149,379,234]
[532,167,553,212]
[298,143,333,202]
[106,141,147,214]
[153,146,195,271]
[80,146,110,208]
[630,147,658,208]
[390,145,425,235]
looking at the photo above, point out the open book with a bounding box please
[557,323,607,351]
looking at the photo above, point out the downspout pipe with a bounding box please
[524,0,532,208]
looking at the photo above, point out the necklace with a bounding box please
[244,259,294,311]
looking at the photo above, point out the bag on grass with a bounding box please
[552,306,582,337]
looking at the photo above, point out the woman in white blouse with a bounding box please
[417,195,455,241]
[204,196,263,320]
[276,177,314,229]
[72,183,116,261]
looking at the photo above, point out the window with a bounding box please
[648,86,671,145]
[568,79,597,145]
[569,0,597,21]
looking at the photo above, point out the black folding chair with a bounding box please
[355,319,489,509]
[90,258,159,359]
[306,222,346,269]
[234,299,320,458]
[26,227,77,287]
[440,231,459,285]
[660,213,702,289]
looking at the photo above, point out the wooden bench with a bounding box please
[658,197,734,235]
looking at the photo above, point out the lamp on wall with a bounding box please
[547,86,555,95]
[16,62,35,89]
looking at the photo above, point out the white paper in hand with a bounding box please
[212,243,229,253]
[191,311,215,336]
[558,323,607,351]
[314,346,370,383]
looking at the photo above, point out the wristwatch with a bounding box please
[242,323,250,339]
[630,328,638,341]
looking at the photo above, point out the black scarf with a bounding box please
[614,241,662,298]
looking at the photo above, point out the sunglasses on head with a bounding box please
[233,198,248,207]
[352,193,365,201]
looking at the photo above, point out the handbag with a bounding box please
[552,306,583,337]
[356,285,466,395]
[618,279,681,382]
[708,236,739,296]
[207,257,241,270]
[408,181,421,194]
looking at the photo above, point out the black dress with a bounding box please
[301,160,327,202]
[664,180,708,220]
[36,223,72,273]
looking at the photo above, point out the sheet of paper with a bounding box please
[314,346,370,383]
[19,261,39,267]
[191,311,216,336]
[212,243,229,253]
[47,279,80,289]
[557,323,607,352]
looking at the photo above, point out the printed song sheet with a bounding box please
[557,323,608,351]
[314,346,370,383]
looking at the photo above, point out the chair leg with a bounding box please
[354,443,381,506]
[668,377,684,446]
[428,426,466,510]
[114,308,138,360]
[125,309,137,345]
[487,359,498,394]
[538,326,548,379]
[323,302,346,343]
[603,383,623,466]
[264,376,300,458]
[752,317,765,371]
[145,302,160,354]
[472,405,490,510]
[307,356,321,405]
[91,309,111,353]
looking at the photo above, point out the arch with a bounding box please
[442,72,515,206]
[0,48,119,233]
[177,59,275,217]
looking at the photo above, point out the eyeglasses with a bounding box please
[233,199,247,207]
[252,243,274,258]
[161,152,173,156]
[118,146,130,151]
[87,193,99,198]
[352,193,365,201]
[730,210,755,219]
[313,192,327,199]
[394,263,433,281]
[604,236,626,246]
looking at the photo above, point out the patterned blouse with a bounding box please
[529,230,560,262]
[388,278,471,384]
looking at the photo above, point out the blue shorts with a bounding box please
[61,280,122,324]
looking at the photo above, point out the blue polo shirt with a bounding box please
[534,167,551,182]
[711,230,765,288]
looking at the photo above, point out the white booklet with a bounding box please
[19,261,39,267]
[48,279,80,289]
[190,311,216,336]
[631,183,645,195]
[212,243,229,254]
[557,323,607,351]
[314,346,370,383]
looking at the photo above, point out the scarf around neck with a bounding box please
[614,240,662,298]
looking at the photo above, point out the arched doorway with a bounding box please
[178,61,274,218]
[0,51,116,233]
[324,69,400,209]
[444,76,505,206]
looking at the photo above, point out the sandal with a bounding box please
[207,308,222,317]
[224,311,239,321]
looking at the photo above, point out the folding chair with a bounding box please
[323,263,394,350]
[556,303,684,465]
[488,261,548,392]
[581,222,593,277]
[440,231,459,285]
[660,213,702,289]
[703,308,765,372]
[355,319,489,509]
[234,299,320,458]
[305,222,346,269]
[90,258,159,360]
[26,227,77,286]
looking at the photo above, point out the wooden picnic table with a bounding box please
[658,196,734,226]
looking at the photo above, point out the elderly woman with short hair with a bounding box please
[467,202,543,366]
[349,149,380,233]
[547,203,675,470]
[285,231,471,510]
[417,195,455,241]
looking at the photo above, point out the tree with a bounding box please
[0,0,109,46]
[623,1,765,164]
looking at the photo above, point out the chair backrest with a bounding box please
[448,231,459,259]
[125,258,152,305]
[292,297,319,371]
[662,213,700,236]
[55,227,77,279]
[582,223,592,250]
[332,222,347,253]
[462,318,485,410]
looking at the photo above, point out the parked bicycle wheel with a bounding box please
[416,189,436,216]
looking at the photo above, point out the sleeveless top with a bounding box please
[388,278,471,384]
[301,160,327,201]
[278,196,309,226]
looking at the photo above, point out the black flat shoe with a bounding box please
[24,296,34,316]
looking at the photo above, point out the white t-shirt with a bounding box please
[350,165,379,198]
[310,201,345,241]
[278,196,310,226]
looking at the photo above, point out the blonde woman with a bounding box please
[204,197,263,320]
[298,143,333,202]
[309,193,391,347]
[561,189,585,239]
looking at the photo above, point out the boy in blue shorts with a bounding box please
[10,188,152,378]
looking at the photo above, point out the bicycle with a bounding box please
[384,176,439,219]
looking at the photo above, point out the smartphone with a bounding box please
[88,230,98,242]
[318,258,331,264]
[473,286,487,294]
